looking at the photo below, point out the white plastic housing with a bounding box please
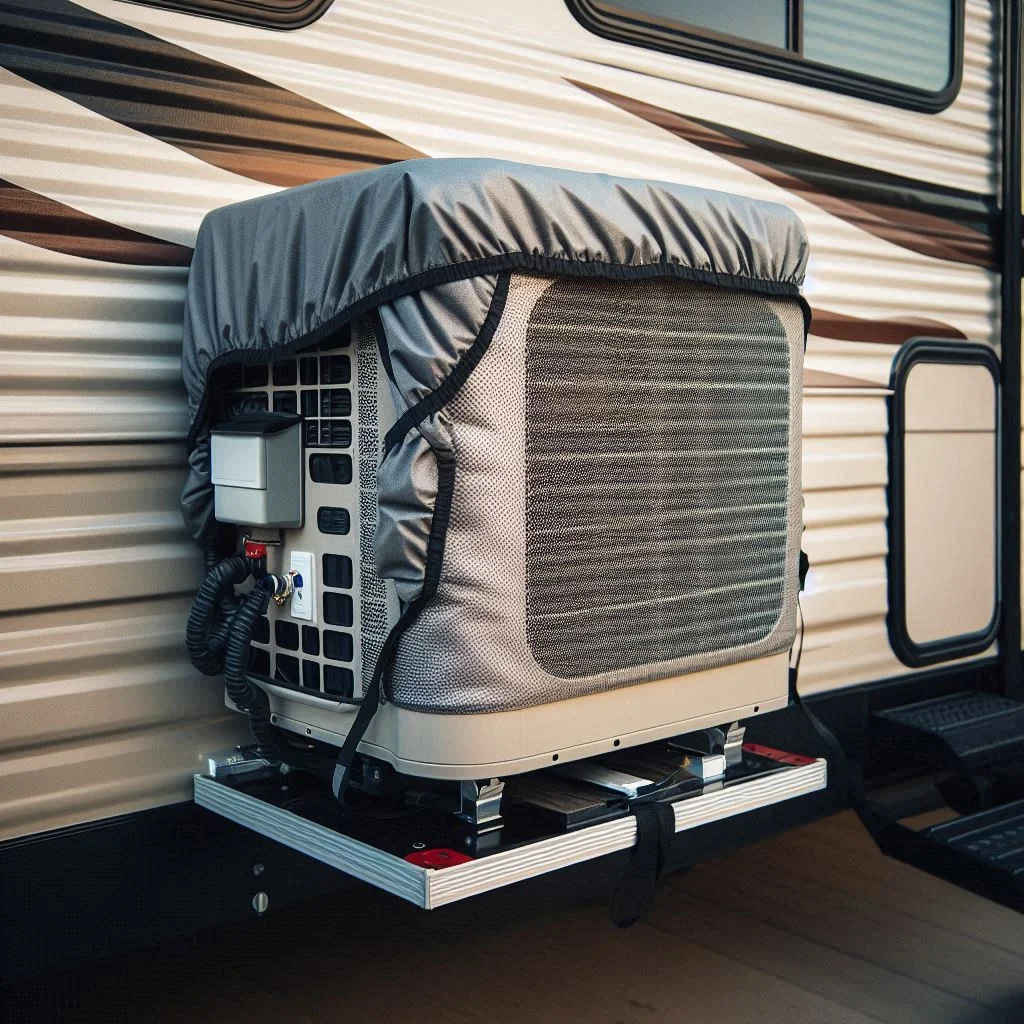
[210,417,302,527]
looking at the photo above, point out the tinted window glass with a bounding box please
[144,0,331,30]
[609,0,787,48]
[802,0,952,92]
[572,0,956,104]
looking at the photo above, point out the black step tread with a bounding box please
[874,692,1024,770]
[878,692,1022,733]
[927,800,1024,874]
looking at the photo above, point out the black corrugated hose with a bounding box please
[221,576,291,763]
[185,554,254,677]
[187,555,332,777]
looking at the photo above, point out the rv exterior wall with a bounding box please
[0,0,1001,838]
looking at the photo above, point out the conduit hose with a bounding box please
[185,554,253,677]
[221,576,291,763]
[187,556,332,776]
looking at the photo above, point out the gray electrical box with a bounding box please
[210,412,302,527]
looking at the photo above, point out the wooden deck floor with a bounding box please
[5,811,1024,1023]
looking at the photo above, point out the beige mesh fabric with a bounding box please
[387,273,804,714]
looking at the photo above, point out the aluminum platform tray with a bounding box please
[195,751,827,909]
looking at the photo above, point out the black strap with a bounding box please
[332,450,458,806]
[790,555,890,838]
[609,801,676,927]
[382,274,511,456]
[330,603,415,804]
[331,673,382,802]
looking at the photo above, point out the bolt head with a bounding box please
[252,892,269,915]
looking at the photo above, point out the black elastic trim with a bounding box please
[886,339,1001,669]
[367,306,396,387]
[420,448,457,601]
[383,273,511,455]
[188,253,806,442]
[331,450,457,804]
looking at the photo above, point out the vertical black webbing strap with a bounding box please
[790,554,885,836]
[330,625,393,803]
[609,801,676,927]
[332,449,458,806]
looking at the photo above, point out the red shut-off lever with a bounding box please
[244,540,268,560]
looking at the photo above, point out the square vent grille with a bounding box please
[524,277,795,680]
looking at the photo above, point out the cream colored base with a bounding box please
[260,651,790,780]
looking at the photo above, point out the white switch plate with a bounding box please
[289,551,315,622]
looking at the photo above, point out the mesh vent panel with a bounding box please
[355,316,389,694]
[525,278,791,679]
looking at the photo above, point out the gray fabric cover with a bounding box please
[181,159,807,541]
[181,156,808,425]
[374,276,497,602]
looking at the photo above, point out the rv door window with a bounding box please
[568,0,960,111]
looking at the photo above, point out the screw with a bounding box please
[252,892,269,915]
[279,763,292,776]
[253,863,265,877]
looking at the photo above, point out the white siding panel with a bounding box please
[0,237,189,443]
[0,444,246,840]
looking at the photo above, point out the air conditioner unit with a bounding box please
[182,158,808,806]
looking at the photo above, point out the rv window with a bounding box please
[802,0,953,93]
[134,0,332,29]
[567,0,960,111]
[604,0,789,50]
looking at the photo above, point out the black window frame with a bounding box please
[566,0,964,113]
[886,338,1002,668]
[128,0,333,29]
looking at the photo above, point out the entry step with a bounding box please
[878,799,1024,913]
[194,744,826,909]
[873,692,1024,772]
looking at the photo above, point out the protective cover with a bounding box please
[377,272,805,713]
[182,157,809,715]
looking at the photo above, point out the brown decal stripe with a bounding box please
[571,80,995,269]
[810,308,966,345]
[0,0,421,188]
[0,177,192,265]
